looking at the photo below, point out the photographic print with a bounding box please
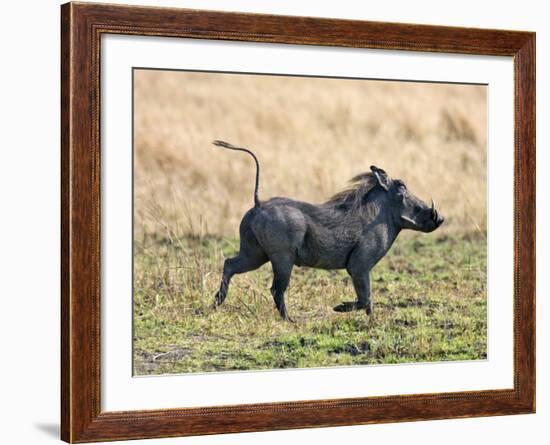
[133,69,487,376]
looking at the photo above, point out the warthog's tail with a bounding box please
[212,140,261,207]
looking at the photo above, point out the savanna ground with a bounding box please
[133,70,487,375]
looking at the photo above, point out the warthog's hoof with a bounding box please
[278,311,295,323]
[333,301,361,312]
[214,291,225,307]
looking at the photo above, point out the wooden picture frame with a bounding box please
[61,2,535,442]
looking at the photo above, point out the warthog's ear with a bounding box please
[370,165,391,191]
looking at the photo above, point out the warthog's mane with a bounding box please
[324,172,378,212]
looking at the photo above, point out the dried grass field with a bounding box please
[133,69,487,375]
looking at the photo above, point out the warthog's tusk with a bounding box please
[431,199,437,220]
[401,215,416,226]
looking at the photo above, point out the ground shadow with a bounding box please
[33,422,59,439]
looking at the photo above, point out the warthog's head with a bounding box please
[371,165,445,233]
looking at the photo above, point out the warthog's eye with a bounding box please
[394,180,406,190]
[394,180,407,197]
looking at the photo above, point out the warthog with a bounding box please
[212,140,444,321]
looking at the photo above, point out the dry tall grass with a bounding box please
[134,70,486,238]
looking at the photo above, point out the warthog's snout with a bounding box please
[431,199,445,228]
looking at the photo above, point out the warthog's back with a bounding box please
[248,197,363,269]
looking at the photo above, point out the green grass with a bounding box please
[133,232,487,375]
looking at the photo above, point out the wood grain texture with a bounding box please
[60,2,536,442]
[60,3,71,441]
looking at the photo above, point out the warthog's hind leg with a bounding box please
[269,253,295,322]
[214,251,267,306]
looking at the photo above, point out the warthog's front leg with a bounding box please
[334,242,376,315]
[334,244,374,315]
[333,272,372,315]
